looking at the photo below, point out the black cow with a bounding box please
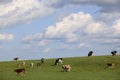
[88,51,93,57]
[41,58,44,63]
[14,57,19,61]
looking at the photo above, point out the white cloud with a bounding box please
[44,12,105,43]
[38,40,46,46]
[85,22,106,34]
[112,19,120,34]
[22,33,43,43]
[22,11,120,50]
[0,0,54,28]
[22,11,107,45]
[44,0,120,23]
[43,48,51,53]
[78,43,90,48]
[0,34,14,41]
[45,12,91,38]
[23,44,32,50]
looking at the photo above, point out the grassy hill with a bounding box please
[0,55,120,80]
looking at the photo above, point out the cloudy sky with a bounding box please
[0,0,120,61]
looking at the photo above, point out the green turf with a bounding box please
[0,55,120,80]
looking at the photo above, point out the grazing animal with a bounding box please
[14,57,19,61]
[14,68,25,75]
[36,63,42,67]
[111,51,117,56]
[22,61,25,66]
[62,64,71,72]
[17,63,21,68]
[30,62,34,68]
[88,51,93,57]
[107,62,115,68]
[41,58,44,63]
[54,58,63,65]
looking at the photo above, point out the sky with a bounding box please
[0,0,120,61]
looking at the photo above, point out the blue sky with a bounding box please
[0,0,120,61]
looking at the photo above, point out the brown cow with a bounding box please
[62,64,71,72]
[14,68,25,75]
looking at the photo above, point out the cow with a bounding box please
[62,64,71,72]
[14,68,25,75]
[17,63,21,68]
[88,51,93,57]
[111,51,117,56]
[107,62,115,68]
[30,62,34,68]
[14,57,19,61]
[36,63,42,67]
[22,61,25,66]
[54,58,63,65]
[41,58,44,63]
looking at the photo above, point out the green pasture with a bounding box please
[0,55,120,80]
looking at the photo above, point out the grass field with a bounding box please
[0,55,120,80]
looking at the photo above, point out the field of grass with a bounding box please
[0,55,120,80]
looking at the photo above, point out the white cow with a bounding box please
[22,61,25,66]
[30,62,34,68]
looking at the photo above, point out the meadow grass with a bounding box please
[0,55,120,80]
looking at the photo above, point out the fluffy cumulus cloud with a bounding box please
[21,0,120,51]
[0,0,54,28]
[23,12,105,44]
[22,11,120,50]
[45,12,106,43]
[0,0,120,29]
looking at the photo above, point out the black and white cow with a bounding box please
[111,51,117,56]
[54,58,63,65]
[107,62,115,68]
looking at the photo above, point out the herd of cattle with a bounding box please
[14,51,118,75]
